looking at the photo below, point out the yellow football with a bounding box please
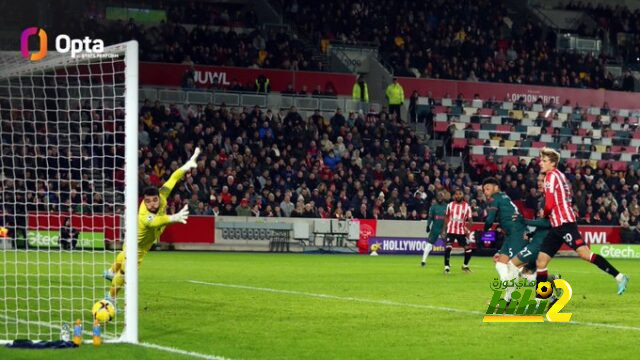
[92,300,116,323]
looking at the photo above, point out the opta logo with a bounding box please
[20,27,48,61]
[21,27,105,61]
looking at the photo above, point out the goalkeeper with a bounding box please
[104,148,201,301]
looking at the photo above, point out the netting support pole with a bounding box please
[121,40,139,344]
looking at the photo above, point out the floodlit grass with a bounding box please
[2,252,638,359]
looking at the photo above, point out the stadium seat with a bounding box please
[452,138,467,149]
[501,102,513,110]
[441,99,453,107]
[532,104,543,112]
[434,121,449,132]
[434,106,448,114]
[472,99,483,108]
[479,108,493,116]
[490,116,502,124]
[561,106,572,114]
[435,113,448,121]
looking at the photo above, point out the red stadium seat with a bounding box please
[470,154,487,165]
[434,121,449,132]
[532,142,546,148]
[578,128,588,136]
[566,144,578,151]
[496,124,511,132]
[586,114,597,122]
[479,108,493,116]
[611,146,622,153]
[433,106,449,114]
[469,123,481,130]
[612,161,628,171]
[452,138,467,149]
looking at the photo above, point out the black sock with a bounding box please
[590,254,620,277]
[444,246,452,267]
[463,248,472,266]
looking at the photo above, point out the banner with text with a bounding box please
[368,237,446,255]
[591,244,640,259]
[139,63,357,94]
[28,213,121,243]
[397,78,640,110]
[26,230,106,249]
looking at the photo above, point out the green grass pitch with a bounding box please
[1,252,638,359]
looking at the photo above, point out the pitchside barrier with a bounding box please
[5,215,623,255]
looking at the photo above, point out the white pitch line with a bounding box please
[188,280,484,315]
[0,314,229,359]
[188,280,640,332]
[137,342,231,360]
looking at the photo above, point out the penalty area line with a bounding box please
[188,280,640,332]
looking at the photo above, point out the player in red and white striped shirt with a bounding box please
[441,189,473,274]
[536,148,629,295]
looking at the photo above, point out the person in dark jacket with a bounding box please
[59,217,79,250]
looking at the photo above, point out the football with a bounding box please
[92,299,116,323]
[536,281,553,299]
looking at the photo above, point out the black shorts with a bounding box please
[539,222,585,257]
[446,233,468,247]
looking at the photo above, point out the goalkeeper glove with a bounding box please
[181,147,201,171]
[169,204,189,224]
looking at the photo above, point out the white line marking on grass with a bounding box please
[0,314,229,359]
[188,280,640,332]
[137,342,231,360]
[188,280,484,316]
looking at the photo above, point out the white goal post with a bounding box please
[0,40,138,343]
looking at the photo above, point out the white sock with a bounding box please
[523,272,536,282]
[507,261,520,279]
[422,243,433,262]
[615,273,625,282]
[495,262,510,281]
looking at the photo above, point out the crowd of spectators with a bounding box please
[561,1,640,66]
[60,1,320,71]
[53,0,638,91]
[135,98,640,242]
[281,0,631,90]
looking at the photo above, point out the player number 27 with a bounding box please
[545,279,573,322]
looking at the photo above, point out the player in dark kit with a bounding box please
[441,189,473,274]
[421,191,447,267]
[536,148,629,295]
[482,177,528,301]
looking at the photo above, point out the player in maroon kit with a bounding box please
[535,148,629,295]
[441,189,473,274]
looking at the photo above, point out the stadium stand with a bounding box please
[46,0,630,90]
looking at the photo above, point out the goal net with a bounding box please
[0,41,138,343]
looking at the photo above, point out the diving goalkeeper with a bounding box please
[104,148,201,302]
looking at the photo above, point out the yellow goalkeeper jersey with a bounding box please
[126,168,186,254]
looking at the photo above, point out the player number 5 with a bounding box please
[545,279,572,322]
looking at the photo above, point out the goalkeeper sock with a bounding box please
[444,246,452,267]
[422,243,433,263]
[590,253,620,277]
